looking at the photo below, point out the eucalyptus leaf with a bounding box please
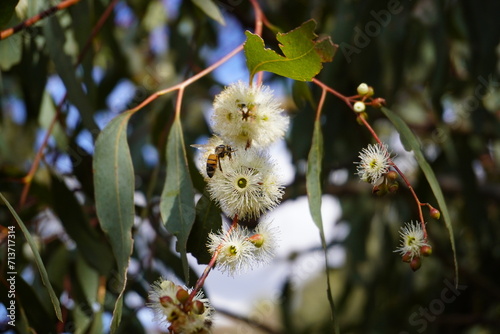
[0,0,18,29]
[187,191,222,264]
[191,0,225,25]
[0,193,63,322]
[43,16,98,135]
[93,111,135,331]
[160,117,196,281]
[306,120,339,334]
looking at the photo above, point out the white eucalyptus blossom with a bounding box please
[148,278,213,333]
[394,221,430,260]
[211,81,289,148]
[208,226,257,276]
[206,148,284,220]
[354,142,391,184]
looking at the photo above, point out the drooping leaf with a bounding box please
[380,106,458,284]
[93,111,135,332]
[51,174,114,275]
[307,120,324,231]
[0,0,18,29]
[0,193,63,322]
[43,16,98,134]
[244,19,337,82]
[187,191,222,265]
[0,33,22,70]
[160,117,196,281]
[306,120,339,334]
[191,0,225,25]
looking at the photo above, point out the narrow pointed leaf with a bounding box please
[0,193,63,322]
[244,19,337,82]
[307,120,324,231]
[191,0,225,25]
[51,174,114,275]
[0,0,18,29]
[380,106,458,284]
[160,117,196,281]
[187,192,222,264]
[306,120,339,334]
[44,16,98,134]
[93,111,135,332]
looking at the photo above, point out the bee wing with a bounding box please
[190,143,210,150]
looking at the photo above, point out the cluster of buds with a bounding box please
[148,279,213,334]
[352,83,386,121]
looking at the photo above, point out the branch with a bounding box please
[1,0,82,40]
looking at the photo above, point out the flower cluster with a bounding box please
[394,221,432,271]
[149,278,213,334]
[207,220,279,276]
[193,81,288,221]
[193,81,288,274]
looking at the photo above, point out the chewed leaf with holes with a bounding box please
[244,19,337,82]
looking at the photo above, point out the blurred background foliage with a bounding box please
[1,0,499,333]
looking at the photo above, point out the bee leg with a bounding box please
[218,160,223,172]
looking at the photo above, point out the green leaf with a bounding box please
[187,191,222,265]
[380,106,459,283]
[244,19,337,82]
[191,0,225,25]
[160,117,196,281]
[0,192,63,322]
[0,33,22,71]
[0,0,18,29]
[51,174,114,275]
[306,120,339,334]
[307,120,324,231]
[43,16,98,135]
[94,111,135,332]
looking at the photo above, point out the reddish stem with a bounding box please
[188,216,239,303]
[1,0,82,40]
[315,79,428,239]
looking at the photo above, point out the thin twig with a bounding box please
[0,0,82,40]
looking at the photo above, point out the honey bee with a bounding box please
[206,145,236,178]
[192,141,236,178]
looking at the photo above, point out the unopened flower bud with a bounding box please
[247,233,264,248]
[192,300,206,315]
[402,252,412,263]
[357,83,369,95]
[371,97,385,108]
[410,257,421,271]
[372,183,388,196]
[430,208,440,220]
[353,101,366,113]
[367,86,375,97]
[160,295,174,308]
[420,245,432,257]
[388,181,399,193]
[386,170,398,180]
[176,288,189,304]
